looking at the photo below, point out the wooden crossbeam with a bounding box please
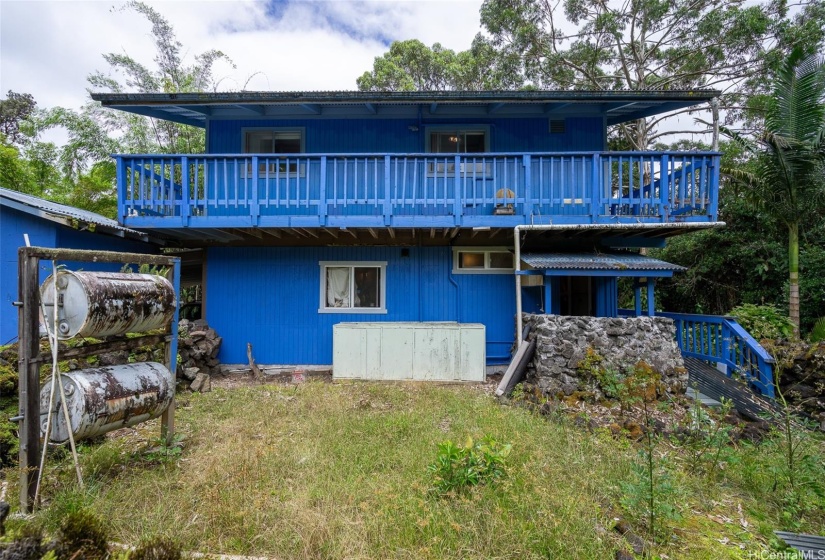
[367,228,378,239]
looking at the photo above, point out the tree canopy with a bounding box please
[0,1,234,217]
[357,38,524,92]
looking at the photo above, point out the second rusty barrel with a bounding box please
[39,362,175,443]
[40,270,175,340]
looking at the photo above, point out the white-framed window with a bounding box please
[425,125,490,176]
[319,261,387,313]
[452,247,515,274]
[242,127,305,177]
[428,130,488,153]
[244,128,305,154]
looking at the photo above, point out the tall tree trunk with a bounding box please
[788,221,800,338]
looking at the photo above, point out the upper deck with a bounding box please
[93,90,722,238]
[115,150,719,230]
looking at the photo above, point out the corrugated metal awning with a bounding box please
[0,186,159,244]
[521,252,685,276]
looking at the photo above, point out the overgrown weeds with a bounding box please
[2,381,823,559]
[617,363,683,543]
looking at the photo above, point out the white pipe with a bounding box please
[512,222,725,347]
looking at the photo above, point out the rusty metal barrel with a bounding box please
[40,271,175,340]
[39,362,174,443]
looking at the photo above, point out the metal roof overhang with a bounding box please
[90,90,720,128]
[0,187,161,245]
[520,252,686,277]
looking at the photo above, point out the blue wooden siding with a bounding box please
[205,246,516,365]
[207,117,605,154]
[0,206,156,344]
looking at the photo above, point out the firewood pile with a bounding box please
[177,319,222,393]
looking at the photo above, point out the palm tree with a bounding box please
[723,48,825,337]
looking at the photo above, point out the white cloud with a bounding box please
[0,0,485,112]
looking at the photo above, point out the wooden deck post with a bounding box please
[17,248,41,512]
[161,258,182,444]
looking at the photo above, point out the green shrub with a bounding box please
[427,435,511,495]
[729,303,796,340]
[576,347,624,399]
[810,317,825,342]
[53,510,109,560]
[129,536,183,560]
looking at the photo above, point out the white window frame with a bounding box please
[241,127,306,178]
[451,247,515,275]
[318,261,388,314]
[425,125,491,177]
[242,127,306,154]
[425,125,491,153]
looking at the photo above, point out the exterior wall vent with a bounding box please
[549,119,566,134]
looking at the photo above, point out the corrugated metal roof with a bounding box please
[91,89,720,105]
[90,89,720,128]
[0,187,153,242]
[775,531,825,554]
[521,252,686,272]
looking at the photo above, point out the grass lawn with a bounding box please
[6,380,825,559]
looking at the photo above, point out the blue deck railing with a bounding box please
[114,151,719,228]
[619,310,776,398]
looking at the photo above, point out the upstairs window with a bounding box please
[429,130,487,153]
[426,126,490,176]
[243,128,305,177]
[319,261,387,313]
[244,129,304,154]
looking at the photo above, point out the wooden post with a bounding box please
[17,248,41,512]
[161,257,181,444]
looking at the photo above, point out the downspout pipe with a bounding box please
[513,222,725,348]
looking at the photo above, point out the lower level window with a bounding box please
[452,248,514,274]
[319,261,387,313]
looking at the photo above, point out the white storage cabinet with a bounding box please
[333,322,486,381]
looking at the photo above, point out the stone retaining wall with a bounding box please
[522,313,687,398]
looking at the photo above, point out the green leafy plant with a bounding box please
[427,435,511,495]
[768,389,825,508]
[145,433,184,463]
[509,382,526,402]
[729,303,797,341]
[576,347,625,399]
[680,392,736,478]
[809,317,825,342]
[619,365,682,542]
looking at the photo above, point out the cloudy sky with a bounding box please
[0,0,485,112]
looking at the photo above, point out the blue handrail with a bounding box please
[659,311,775,398]
[112,151,720,227]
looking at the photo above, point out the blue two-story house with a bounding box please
[91,90,725,369]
